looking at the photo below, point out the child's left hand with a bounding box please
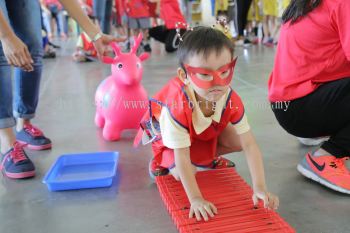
[252,188,279,210]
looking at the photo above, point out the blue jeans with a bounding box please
[93,0,112,34]
[42,9,52,34]
[0,0,43,129]
[43,4,66,35]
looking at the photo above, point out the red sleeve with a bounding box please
[228,91,245,124]
[148,2,157,17]
[86,0,93,8]
[331,0,350,61]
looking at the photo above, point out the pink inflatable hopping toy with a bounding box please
[95,33,150,141]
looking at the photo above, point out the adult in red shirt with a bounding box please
[126,0,152,52]
[148,0,187,52]
[114,0,128,37]
[268,0,350,194]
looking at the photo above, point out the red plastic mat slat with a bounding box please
[156,168,295,233]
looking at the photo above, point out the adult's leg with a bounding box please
[93,0,104,30]
[236,0,252,37]
[0,0,16,153]
[0,55,16,154]
[6,0,43,125]
[93,0,112,34]
[227,4,238,36]
[101,0,112,34]
[164,29,184,53]
[149,25,168,43]
[273,78,350,193]
[272,78,350,158]
[6,0,51,150]
[56,10,66,37]
[0,0,35,178]
[41,9,52,36]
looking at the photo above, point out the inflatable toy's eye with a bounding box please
[136,63,141,69]
[117,63,123,69]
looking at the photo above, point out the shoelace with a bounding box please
[332,158,350,174]
[24,124,43,137]
[10,142,27,163]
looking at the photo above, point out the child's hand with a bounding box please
[252,189,279,210]
[189,197,218,221]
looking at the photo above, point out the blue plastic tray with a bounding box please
[43,151,119,191]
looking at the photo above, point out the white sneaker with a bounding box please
[297,137,329,146]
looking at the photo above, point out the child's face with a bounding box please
[184,48,234,102]
[217,15,228,26]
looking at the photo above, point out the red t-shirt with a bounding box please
[115,0,126,24]
[160,0,186,29]
[148,2,157,17]
[86,0,93,8]
[45,0,63,10]
[268,0,350,102]
[126,0,150,18]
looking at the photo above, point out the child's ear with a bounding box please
[177,67,187,83]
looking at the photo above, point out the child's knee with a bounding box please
[232,144,243,152]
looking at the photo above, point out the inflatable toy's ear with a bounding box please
[139,52,150,62]
[110,42,122,56]
[131,33,143,54]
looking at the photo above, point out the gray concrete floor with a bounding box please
[1,39,349,233]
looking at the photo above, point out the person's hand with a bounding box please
[252,188,279,210]
[189,197,218,221]
[93,33,127,59]
[1,33,34,72]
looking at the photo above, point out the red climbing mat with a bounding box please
[155,168,295,233]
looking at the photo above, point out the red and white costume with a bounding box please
[136,77,250,168]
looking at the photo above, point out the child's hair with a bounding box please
[177,26,235,68]
[216,10,228,19]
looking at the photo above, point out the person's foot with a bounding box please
[43,49,56,59]
[60,33,67,40]
[263,38,274,47]
[0,142,35,179]
[16,124,52,150]
[211,156,235,169]
[149,158,169,179]
[297,153,350,194]
[250,37,260,45]
[243,38,252,45]
[143,43,152,52]
[297,137,329,146]
[235,38,251,47]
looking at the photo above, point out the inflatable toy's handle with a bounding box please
[139,52,150,61]
[102,56,115,64]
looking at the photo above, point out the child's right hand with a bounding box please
[189,197,218,221]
